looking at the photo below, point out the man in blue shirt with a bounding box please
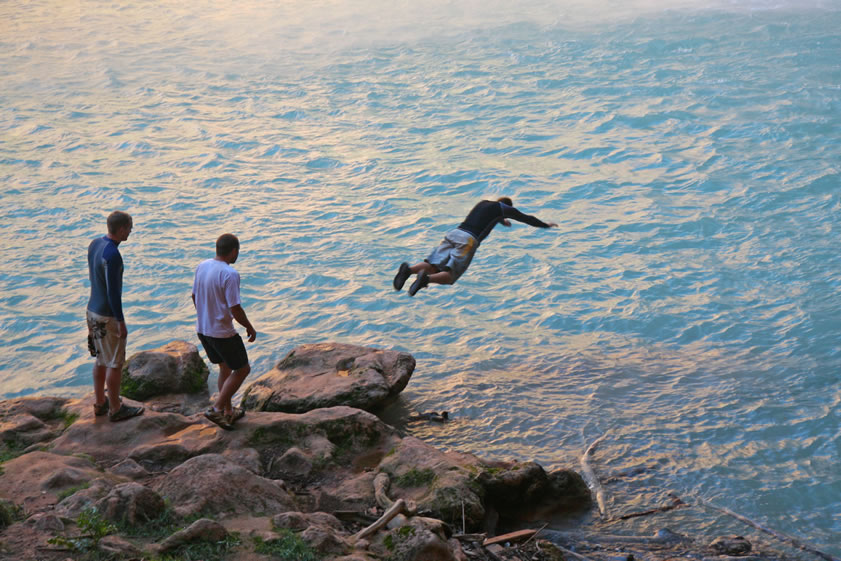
[393,197,558,296]
[87,211,144,422]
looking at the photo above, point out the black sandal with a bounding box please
[408,270,429,296]
[109,403,144,422]
[393,262,411,291]
[93,400,109,416]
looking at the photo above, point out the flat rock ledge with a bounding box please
[241,342,416,414]
[0,343,802,561]
[0,395,593,561]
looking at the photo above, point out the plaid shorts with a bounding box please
[86,310,126,369]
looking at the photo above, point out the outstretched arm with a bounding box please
[501,205,557,229]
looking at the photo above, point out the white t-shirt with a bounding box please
[192,258,241,338]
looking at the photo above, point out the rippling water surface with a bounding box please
[1,0,840,554]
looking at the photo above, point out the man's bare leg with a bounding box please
[217,363,232,395]
[93,364,107,406]
[214,364,251,416]
[408,265,453,296]
[409,262,438,275]
[395,262,439,291]
[427,270,454,285]
[105,367,123,411]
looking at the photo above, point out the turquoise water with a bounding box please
[1,0,840,554]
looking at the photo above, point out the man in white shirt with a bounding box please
[192,233,257,429]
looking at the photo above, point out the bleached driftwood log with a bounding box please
[353,499,407,541]
[580,434,608,518]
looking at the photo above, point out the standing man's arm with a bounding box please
[104,251,128,338]
[231,305,256,342]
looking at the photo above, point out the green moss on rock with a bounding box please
[394,468,437,488]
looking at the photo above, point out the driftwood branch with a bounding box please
[695,498,841,561]
[542,528,686,546]
[580,433,608,518]
[352,498,407,541]
[604,494,686,525]
[483,529,538,546]
[373,472,393,509]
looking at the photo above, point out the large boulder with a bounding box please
[95,482,166,525]
[244,406,399,488]
[241,343,415,413]
[121,340,209,400]
[153,453,297,518]
[477,461,591,517]
[377,436,487,531]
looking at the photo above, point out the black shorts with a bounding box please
[197,333,249,371]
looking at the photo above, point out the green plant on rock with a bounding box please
[56,409,80,430]
[253,531,319,561]
[0,499,23,530]
[383,525,416,552]
[47,507,116,553]
[116,501,214,543]
[56,482,91,502]
[0,440,27,465]
[72,452,98,466]
[152,532,241,561]
[116,501,180,540]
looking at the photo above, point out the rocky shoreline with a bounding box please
[0,341,812,561]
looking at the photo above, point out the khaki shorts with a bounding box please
[86,310,126,369]
[424,228,478,282]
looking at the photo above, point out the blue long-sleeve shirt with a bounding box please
[87,236,125,321]
[457,200,551,243]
